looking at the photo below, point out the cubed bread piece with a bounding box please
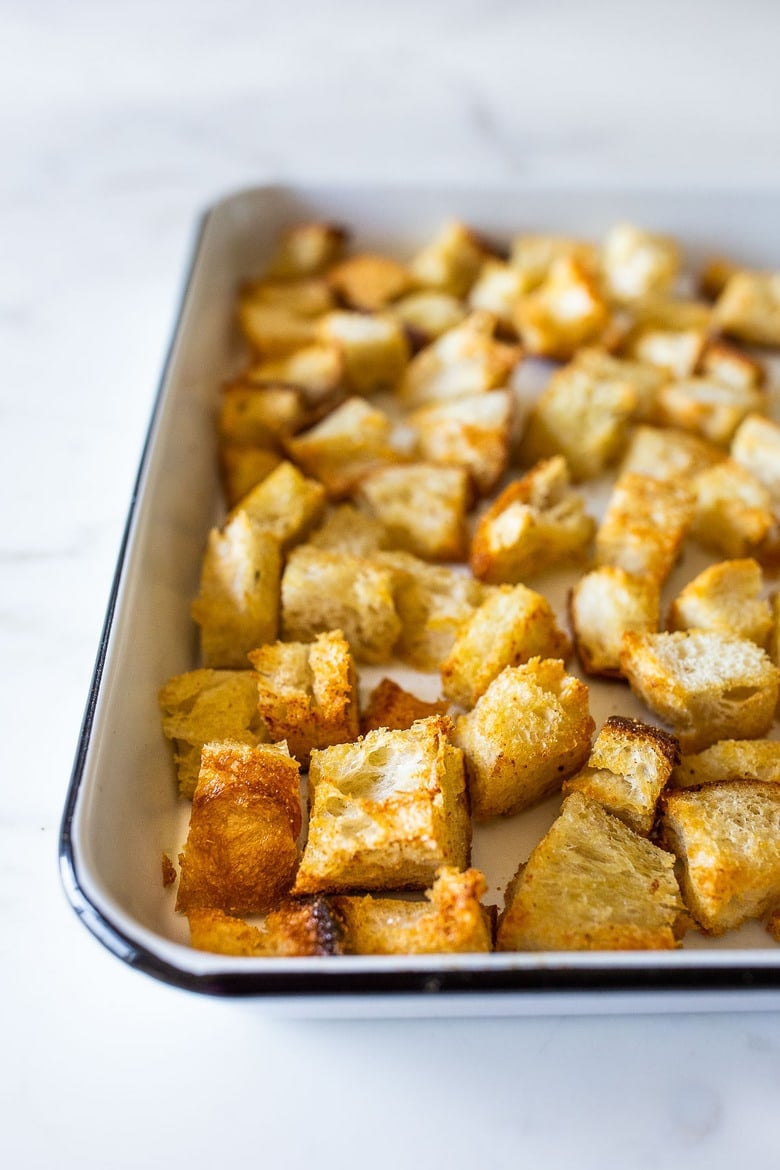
[509,234,598,289]
[661,781,780,933]
[497,792,686,950]
[569,566,660,678]
[620,424,724,482]
[158,669,268,798]
[620,630,780,752]
[317,311,408,394]
[408,389,513,496]
[514,256,610,360]
[360,678,449,735]
[293,716,470,894]
[572,348,666,422]
[228,460,326,550]
[698,340,764,392]
[332,867,491,954]
[240,275,334,315]
[176,741,302,915]
[467,259,531,331]
[700,256,741,301]
[191,514,281,668]
[390,290,467,346]
[357,463,470,562]
[219,446,283,509]
[245,343,344,408]
[440,584,571,709]
[399,311,520,408]
[248,630,359,767]
[595,472,694,585]
[218,383,307,447]
[326,253,413,311]
[713,271,780,347]
[455,658,594,819]
[519,361,637,480]
[308,503,390,557]
[471,456,595,583]
[286,397,405,498]
[562,716,680,835]
[731,414,780,503]
[281,546,401,664]
[601,223,679,303]
[656,376,766,447]
[668,559,772,648]
[671,740,780,789]
[265,222,348,280]
[690,459,774,558]
[771,592,780,667]
[620,299,710,378]
[188,899,344,957]
[237,301,319,356]
[409,220,488,297]
[374,550,490,671]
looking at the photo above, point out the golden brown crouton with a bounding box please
[455,658,594,819]
[467,259,531,331]
[281,546,401,664]
[286,397,406,498]
[332,867,492,954]
[661,781,780,933]
[249,630,359,767]
[237,302,319,356]
[308,503,390,557]
[771,592,780,667]
[440,584,571,709]
[656,376,766,447]
[620,424,724,483]
[620,299,710,377]
[601,223,680,303]
[239,275,334,316]
[572,348,666,422]
[470,456,595,584]
[188,899,344,957]
[514,256,610,360]
[408,389,513,496]
[218,383,307,448]
[158,669,269,798]
[671,739,780,789]
[713,271,780,347]
[399,311,520,409]
[409,220,488,297]
[390,290,467,346]
[357,462,471,562]
[569,566,660,678]
[562,716,680,835]
[700,256,741,301]
[360,678,449,735]
[293,716,470,894]
[317,311,409,394]
[191,514,281,669]
[244,343,344,408]
[497,792,686,951]
[620,630,780,752]
[698,340,764,392]
[265,222,348,280]
[327,253,413,311]
[508,234,598,289]
[690,459,774,558]
[176,741,301,915]
[228,460,326,550]
[668,559,772,648]
[219,446,283,509]
[731,414,780,503]
[595,472,694,585]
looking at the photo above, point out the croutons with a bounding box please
[690,459,774,558]
[399,312,520,408]
[601,223,679,304]
[390,290,467,345]
[357,462,470,562]
[467,259,530,331]
[332,867,491,954]
[509,234,598,291]
[176,741,302,915]
[158,669,268,798]
[248,630,359,767]
[731,414,780,503]
[620,630,780,752]
[562,715,680,835]
[620,424,724,482]
[265,221,347,280]
[671,740,780,789]
[572,348,666,422]
[308,503,389,557]
[713,271,780,347]
[668,559,772,648]
[327,253,413,311]
[218,382,307,448]
[188,899,344,957]
[239,275,335,318]
[360,678,449,735]
[285,397,406,498]
[245,343,343,407]
[771,592,780,667]
[514,256,609,360]
[595,472,694,585]
[455,658,594,819]
[219,446,283,510]
[408,389,513,495]
[440,584,571,709]
[317,311,409,394]
[237,301,319,356]
[293,716,470,894]
[620,299,710,378]
[661,781,780,933]
[656,376,766,447]
[470,456,595,583]
[698,340,764,392]
[228,460,326,550]
[569,566,659,678]
[409,220,488,297]
[497,792,686,951]
[191,514,281,669]
[281,546,401,664]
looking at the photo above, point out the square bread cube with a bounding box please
[668,558,772,648]
[620,299,710,377]
[188,899,344,957]
[467,258,531,331]
[399,311,520,408]
[662,781,780,933]
[509,234,598,289]
[455,658,594,819]
[317,311,409,394]
[713,271,780,347]
[158,668,268,798]
[572,348,666,422]
[219,445,283,509]
[357,462,470,562]
[237,300,319,356]
[690,459,774,558]
[408,388,513,496]
[191,514,281,668]
[698,340,764,392]
[671,739,780,789]
[562,715,680,835]
[569,565,660,678]
[360,678,449,735]
[281,546,401,664]
[409,220,489,298]
[731,414,780,503]
[390,290,467,346]
[176,741,302,915]
[326,253,413,312]
[293,716,470,894]
[264,221,347,280]
[245,343,344,408]
[497,792,686,951]
[239,275,334,318]
[514,256,610,360]
[332,867,492,954]
[249,629,359,767]
[620,424,724,483]
[228,460,326,550]
[601,223,679,303]
[440,583,571,709]
[595,472,694,585]
[656,376,766,447]
[308,503,390,557]
[470,456,595,583]
[218,382,307,448]
[620,630,780,752]
[286,397,406,498]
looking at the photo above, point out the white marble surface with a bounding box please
[4,1,780,1165]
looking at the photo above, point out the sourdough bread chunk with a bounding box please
[656,376,766,447]
[569,566,659,677]
[281,546,401,664]
[360,678,449,735]
[176,741,302,915]
[668,559,772,648]
[317,311,409,394]
[454,658,594,819]
[191,514,281,668]
[264,221,347,280]
[620,425,724,482]
[188,899,344,957]
[713,271,780,347]
[441,584,571,709]
[601,223,679,303]
[620,630,780,752]
[308,503,390,557]
[514,256,609,360]
[399,311,520,408]
[497,792,686,951]
[731,414,780,502]
[228,460,326,550]
[285,396,405,498]
[249,630,359,766]
[409,220,489,298]
[690,459,774,558]
[408,389,513,496]
[595,472,694,585]
[562,716,680,835]
[672,740,780,788]
[332,868,491,954]
[158,669,268,798]
[357,462,470,562]
[661,781,780,933]
[293,716,470,894]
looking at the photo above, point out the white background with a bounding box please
[4,1,780,1165]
